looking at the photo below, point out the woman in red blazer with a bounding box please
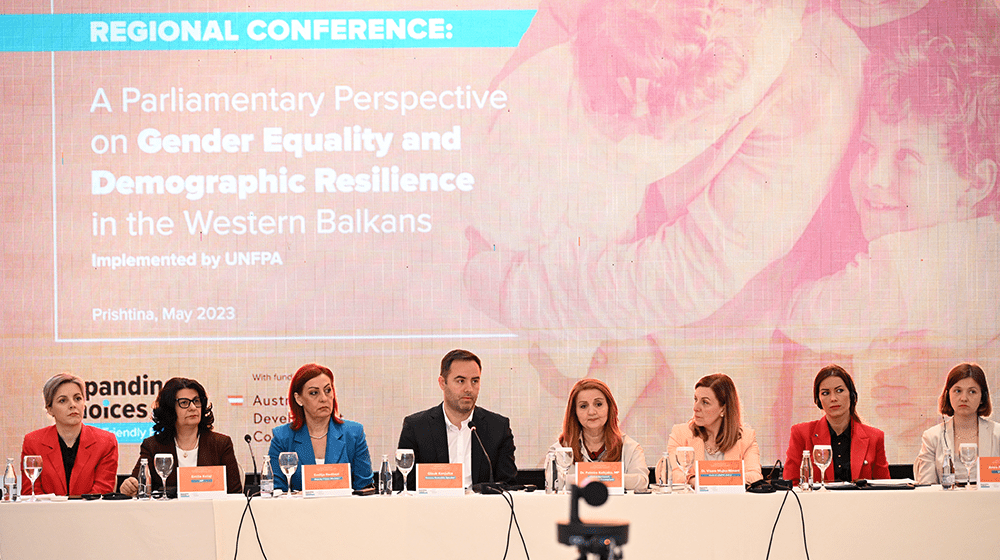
[783,365,890,483]
[20,373,119,496]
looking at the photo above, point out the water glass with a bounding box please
[278,452,299,497]
[959,443,978,488]
[554,447,574,493]
[395,449,415,496]
[153,453,174,500]
[812,445,833,491]
[22,456,42,502]
[675,447,695,493]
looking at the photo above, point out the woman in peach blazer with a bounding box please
[659,373,762,485]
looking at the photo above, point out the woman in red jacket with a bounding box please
[783,365,890,483]
[20,373,119,496]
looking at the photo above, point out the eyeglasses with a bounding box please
[176,397,202,409]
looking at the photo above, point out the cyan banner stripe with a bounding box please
[91,422,155,444]
[0,10,535,52]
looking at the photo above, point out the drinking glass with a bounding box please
[812,445,833,491]
[395,449,415,496]
[554,447,574,494]
[23,456,42,502]
[153,453,174,500]
[959,443,978,488]
[278,452,299,498]
[675,447,695,493]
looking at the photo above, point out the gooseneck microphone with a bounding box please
[469,420,501,494]
[244,434,260,496]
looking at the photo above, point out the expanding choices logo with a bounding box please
[85,374,163,443]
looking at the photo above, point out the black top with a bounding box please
[828,421,852,482]
[59,435,80,492]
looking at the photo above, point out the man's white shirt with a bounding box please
[444,408,474,488]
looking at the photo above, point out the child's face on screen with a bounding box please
[850,114,975,242]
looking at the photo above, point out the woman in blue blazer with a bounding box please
[268,364,374,492]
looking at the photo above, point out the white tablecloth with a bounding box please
[1,488,998,559]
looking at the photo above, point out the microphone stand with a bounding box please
[469,421,503,494]
[244,434,261,497]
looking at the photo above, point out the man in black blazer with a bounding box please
[396,349,517,491]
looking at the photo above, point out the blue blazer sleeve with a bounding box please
[339,420,374,490]
[268,423,298,492]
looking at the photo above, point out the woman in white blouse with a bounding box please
[551,378,649,491]
[914,363,1000,485]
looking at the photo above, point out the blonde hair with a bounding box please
[43,372,85,408]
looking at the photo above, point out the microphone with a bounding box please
[244,434,260,497]
[469,420,502,494]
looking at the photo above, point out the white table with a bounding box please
[2,488,998,559]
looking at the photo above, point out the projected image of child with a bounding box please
[466,0,866,331]
[462,0,866,439]
[467,0,807,252]
[780,32,1000,451]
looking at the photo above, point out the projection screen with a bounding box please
[2,0,999,477]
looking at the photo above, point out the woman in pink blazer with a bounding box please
[783,365,890,483]
[658,373,762,485]
[20,373,118,496]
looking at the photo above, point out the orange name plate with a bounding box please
[302,463,352,497]
[177,465,227,499]
[978,457,1000,489]
[416,463,464,496]
[695,460,745,493]
[576,462,624,495]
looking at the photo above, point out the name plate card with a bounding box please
[177,465,227,499]
[416,463,464,496]
[695,460,745,493]
[978,457,1000,489]
[576,462,625,495]
[302,463,352,497]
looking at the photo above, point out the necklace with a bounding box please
[955,418,979,437]
[175,435,199,459]
[309,431,328,440]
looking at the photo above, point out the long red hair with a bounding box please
[559,378,624,462]
[288,363,344,431]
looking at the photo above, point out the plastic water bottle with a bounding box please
[545,451,556,494]
[800,450,812,491]
[660,451,672,494]
[379,455,392,495]
[3,458,17,502]
[137,458,151,499]
[259,454,274,498]
[942,450,956,490]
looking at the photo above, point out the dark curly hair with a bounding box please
[152,377,215,443]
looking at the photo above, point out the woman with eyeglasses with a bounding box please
[120,377,242,496]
